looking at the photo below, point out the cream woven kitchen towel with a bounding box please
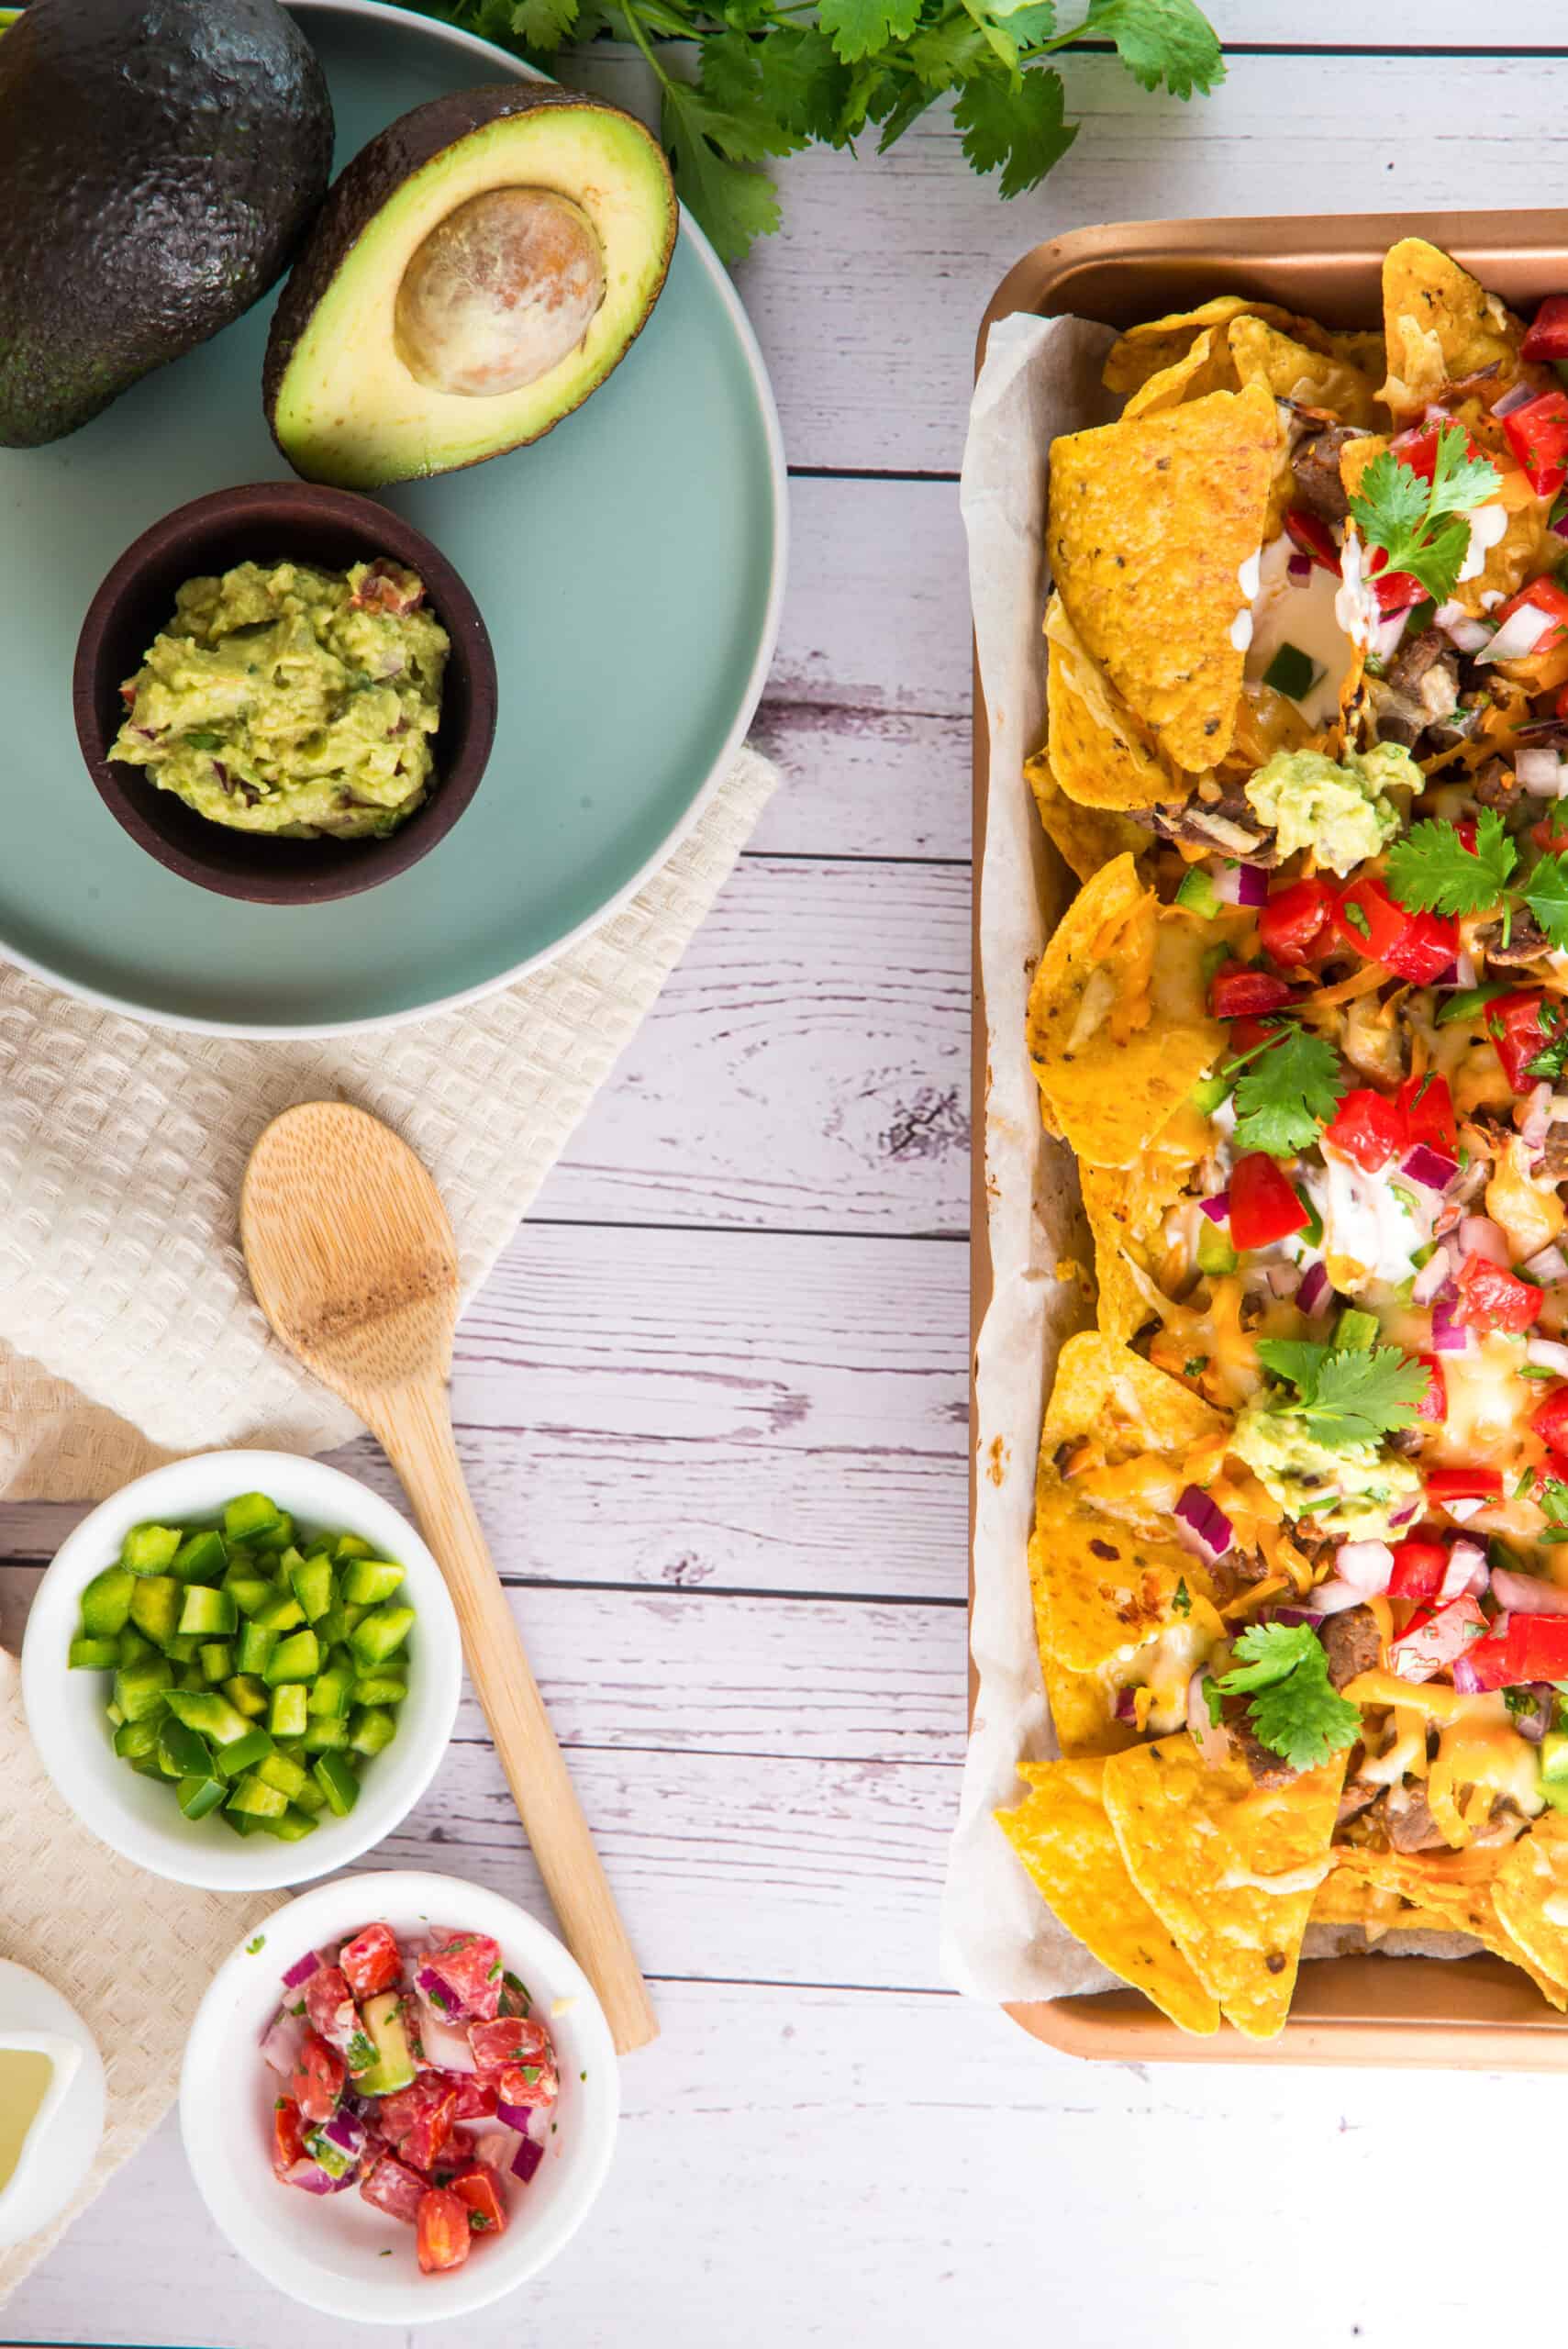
[0,750,776,1499]
[0,1648,280,2305]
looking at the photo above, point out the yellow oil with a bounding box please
[0,2049,53,2191]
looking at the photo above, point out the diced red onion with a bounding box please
[1529,1336,1568,1379]
[280,2159,338,2195]
[1522,1083,1554,1153]
[1492,1565,1568,1616]
[413,2010,477,2073]
[1513,1685,1557,1742]
[321,2109,366,2155]
[1186,1668,1230,1765]
[281,1951,321,1990]
[1374,607,1411,662]
[1268,1606,1319,1627]
[1308,1576,1374,1615]
[1525,1243,1568,1285]
[1236,864,1268,907]
[1519,747,1566,798]
[260,2012,308,2075]
[1481,602,1555,663]
[1461,1215,1509,1265]
[1390,1500,1419,1527]
[1113,1686,1139,1723]
[1173,1483,1233,1562]
[1335,1539,1395,1595]
[1442,1496,1488,1523]
[1454,950,1477,990]
[1287,551,1312,584]
[1555,512,1568,543]
[1298,1261,1332,1318]
[1430,1294,1472,1352]
[1440,1539,1488,1600]
[1451,1653,1484,1695]
[1199,1191,1230,1224]
[495,2099,538,2133]
[513,2135,545,2184]
[1494,380,1536,418]
[1435,601,1496,655]
[1413,1251,1451,1307]
[1402,1144,1458,1193]
[1429,962,1461,989]
[1265,1263,1301,1299]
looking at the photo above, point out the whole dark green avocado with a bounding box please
[0,0,333,446]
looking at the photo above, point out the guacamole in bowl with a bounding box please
[110,559,450,840]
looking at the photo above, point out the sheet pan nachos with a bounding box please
[996,239,1568,2039]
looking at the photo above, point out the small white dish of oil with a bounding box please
[0,1958,105,2246]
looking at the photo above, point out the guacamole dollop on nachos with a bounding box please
[999,239,1568,2036]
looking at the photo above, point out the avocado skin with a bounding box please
[0,0,333,447]
[263,85,677,480]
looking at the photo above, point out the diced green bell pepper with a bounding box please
[259,1803,318,1842]
[227,1771,287,1819]
[171,1528,227,1582]
[158,1717,214,1779]
[217,1725,275,1779]
[121,1522,182,1575]
[268,1683,309,1738]
[351,1674,407,1707]
[263,1629,320,1687]
[223,1492,284,1544]
[163,1687,251,1745]
[251,1592,305,1634]
[307,1662,353,1719]
[255,1751,308,1801]
[334,1533,373,1562]
[163,1632,202,1664]
[128,1575,182,1645]
[349,1706,397,1757]
[288,1552,335,1623]
[80,1564,135,1637]
[199,1641,234,1684]
[177,1771,228,1820]
[224,1573,276,1619]
[69,1635,121,1670]
[237,1620,279,1676]
[291,1775,328,1816]
[251,1511,295,1557]
[220,1809,265,1836]
[113,1715,161,1761]
[178,1660,207,1689]
[301,1715,350,1751]
[1541,1731,1568,1784]
[114,1653,173,1723]
[340,1558,405,1608]
[1195,1219,1238,1277]
[223,1675,270,1720]
[178,1584,237,1638]
[313,1750,360,1817]
[349,1605,414,1671]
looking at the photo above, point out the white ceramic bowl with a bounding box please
[181,1871,617,2323]
[21,1451,462,1891]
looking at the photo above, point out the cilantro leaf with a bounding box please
[953,63,1077,197]
[1523,850,1568,952]
[1256,1339,1430,1447]
[1079,0,1224,98]
[817,0,920,65]
[1229,1024,1346,1158]
[507,0,579,43]
[661,83,782,262]
[1347,425,1503,608]
[1385,809,1516,918]
[1216,1623,1361,1773]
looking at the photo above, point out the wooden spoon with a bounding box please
[240,1098,658,2054]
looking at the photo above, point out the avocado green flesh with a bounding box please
[270,104,676,490]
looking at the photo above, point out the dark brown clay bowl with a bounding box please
[73,483,498,906]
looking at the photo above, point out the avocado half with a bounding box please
[0,0,332,447]
[264,86,678,490]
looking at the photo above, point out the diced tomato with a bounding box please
[1524,297,1568,363]
[1394,419,1486,483]
[1461,1611,1568,1691]
[1495,573,1568,656]
[378,2076,458,2173]
[1456,1251,1541,1333]
[450,2074,499,2121]
[423,1933,504,2023]
[1387,1593,1489,1683]
[1486,990,1561,1091]
[1503,390,1568,500]
[1387,1536,1450,1603]
[451,2166,509,2236]
[1333,874,1459,985]
[434,2125,477,2178]
[1226,1016,1280,1059]
[1532,1385,1568,1460]
[1207,961,1295,1020]
[361,2151,428,2226]
[1415,1353,1447,1426]
[1284,506,1340,573]
[1367,558,1428,615]
[417,2188,473,2275]
[1257,875,1335,966]
[288,2032,345,2126]
[498,2057,561,2110]
[1396,1069,1457,1156]
[272,2098,306,2182]
[1322,1086,1404,1172]
[304,1965,374,2074]
[1228,1152,1309,1251]
[339,1922,401,2002]
[1533,812,1568,853]
[468,2016,551,2074]
[1425,1465,1505,1506]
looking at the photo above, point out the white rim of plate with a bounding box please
[0,0,788,1041]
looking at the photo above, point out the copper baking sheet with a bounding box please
[971,208,1568,2066]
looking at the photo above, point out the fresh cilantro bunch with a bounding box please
[1229,1021,1345,1158]
[1385,808,1568,949]
[1253,1338,1430,1447]
[1347,423,1503,609]
[1214,1621,1361,1773]
[413,0,1224,261]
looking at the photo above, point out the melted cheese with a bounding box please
[1217,1860,1331,1896]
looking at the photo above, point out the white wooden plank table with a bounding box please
[9,9,1568,2343]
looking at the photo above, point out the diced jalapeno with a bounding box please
[313,1751,360,1817]
[121,1523,182,1575]
[80,1564,135,1637]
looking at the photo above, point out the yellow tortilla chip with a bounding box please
[1027,854,1223,1168]
[1494,1816,1568,1998]
[1029,1484,1211,1677]
[1078,1157,1197,1346]
[1022,747,1151,881]
[1308,1866,1456,1943]
[1226,314,1382,430]
[997,1758,1219,2032]
[1048,384,1278,773]
[1103,1737,1345,2039]
[1324,326,1389,378]
[1380,237,1529,417]
[1339,1843,1568,2008]
[1044,599,1184,811]
[1103,296,1333,399]
[1040,1647,1136,1759]
[1120,327,1239,420]
[1042,1329,1226,1460]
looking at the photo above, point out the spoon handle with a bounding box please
[373,1375,659,2055]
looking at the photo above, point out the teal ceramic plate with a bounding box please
[0,0,784,1033]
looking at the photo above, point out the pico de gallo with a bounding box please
[262,1922,561,2275]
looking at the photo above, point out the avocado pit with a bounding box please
[394,186,606,400]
